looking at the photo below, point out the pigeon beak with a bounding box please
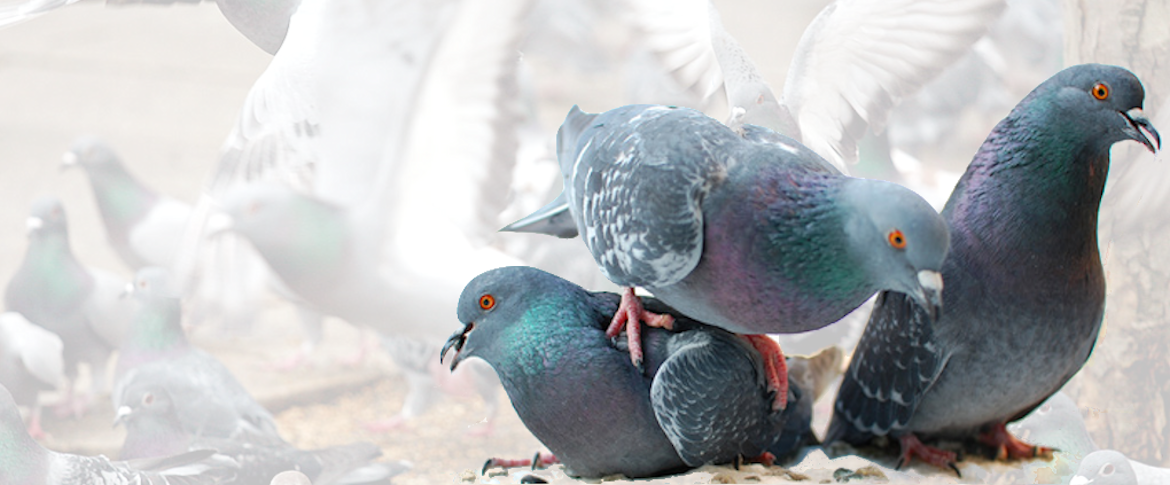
[911,270,944,321]
[25,217,43,235]
[1069,477,1090,485]
[60,151,79,171]
[120,282,134,300]
[205,212,235,238]
[440,322,474,371]
[1122,107,1161,153]
[113,405,132,427]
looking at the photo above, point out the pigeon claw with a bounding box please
[742,334,788,411]
[896,434,960,477]
[481,452,559,475]
[606,288,674,372]
[978,422,1054,461]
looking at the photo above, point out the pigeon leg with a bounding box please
[742,335,788,411]
[482,452,559,475]
[896,434,960,477]
[26,406,49,440]
[978,422,1055,460]
[605,287,674,370]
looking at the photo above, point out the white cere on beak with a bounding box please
[918,270,943,292]
[25,217,43,231]
[205,212,235,237]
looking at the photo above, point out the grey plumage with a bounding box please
[443,266,814,478]
[827,64,1161,470]
[0,312,63,438]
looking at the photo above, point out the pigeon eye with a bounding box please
[479,294,496,310]
[1100,463,1114,476]
[1091,82,1110,100]
[887,229,907,249]
[142,392,154,406]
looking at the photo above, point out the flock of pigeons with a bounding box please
[0,0,1166,484]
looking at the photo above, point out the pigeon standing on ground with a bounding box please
[826,64,1161,474]
[113,266,281,443]
[0,311,64,439]
[63,136,193,271]
[508,104,949,410]
[4,196,136,417]
[443,266,816,479]
[115,378,410,485]
[0,383,237,484]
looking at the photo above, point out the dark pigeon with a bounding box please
[0,383,237,485]
[4,196,135,417]
[827,64,1161,474]
[112,266,281,443]
[442,266,815,479]
[115,379,410,485]
[63,136,193,271]
[507,104,949,409]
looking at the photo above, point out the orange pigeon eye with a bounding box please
[1092,83,1110,100]
[887,229,907,249]
[479,294,496,310]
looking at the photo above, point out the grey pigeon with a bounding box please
[442,266,816,479]
[63,136,193,271]
[826,64,1161,474]
[4,196,135,417]
[113,266,281,444]
[1071,450,1170,485]
[0,311,64,439]
[270,471,312,485]
[115,379,410,485]
[0,383,237,485]
[508,104,948,410]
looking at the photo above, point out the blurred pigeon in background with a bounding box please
[0,311,64,439]
[269,470,312,485]
[445,266,816,478]
[1072,449,1170,485]
[113,266,282,443]
[4,196,135,418]
[63,136,193,271]
[0,383,237,485]
[827,64,1161,474]
[116,378,410,484]
[509,104,948,412]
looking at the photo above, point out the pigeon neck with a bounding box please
[120,410,189,460]
[124,298,188,355]
[0,411,47,480]
[492,291,618,379]
[86,164,159,237]
[945,105,1109,264]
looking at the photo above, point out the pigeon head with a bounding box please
[125,267,180,301]
[215,184,346,254]
[113,380,175,429]
[1071,450,1137,485]
[1028,64,1160,154]
[62,136,124,173]
[840,179,949,318]
[444,266,572,371]
[24,196,69,240]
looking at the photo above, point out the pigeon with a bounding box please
[115,378,410,485]
[270,471,312,485]
[442,266,815,479]
[113,266,281,443]
[4,196,135,417]
[1071,450,1170,485]
[0,311,64,439]
[63,136,193,271]
[508,104,949,410]
[0,383,237,485]
[826,64,1161,474]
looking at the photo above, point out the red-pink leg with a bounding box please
[26,406,48,440]
[742,335,788,411]
[363,415,408,433]
[978,422,1055,461]
[482,452,559,474]
[897,434,961,476]
[605,288,674,369]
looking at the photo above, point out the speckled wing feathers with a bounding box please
[566,106,728,288]
[828,291,947,443]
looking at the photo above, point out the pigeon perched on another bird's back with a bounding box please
[0,311,63,439]
[115,378,410,485]
[509,104,948,410]
[63,137,193,271]
[113,266,281,444]
[443,266,815,479]
[0,383,237,485]
[5,196,136,417]
[827,64,1161,474]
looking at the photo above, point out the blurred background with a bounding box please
[0,0,1166,483]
